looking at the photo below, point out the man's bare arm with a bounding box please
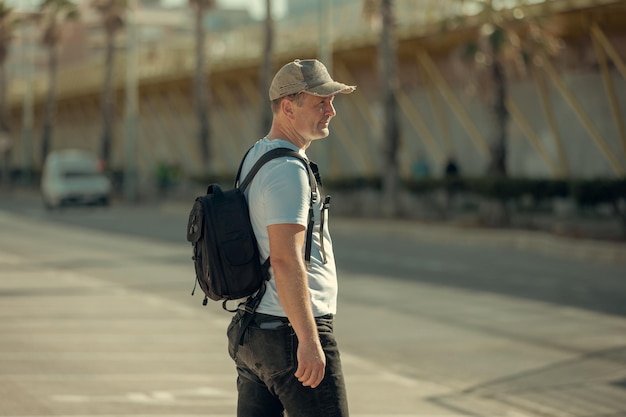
[267,223,325,388]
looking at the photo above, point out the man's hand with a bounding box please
[295,339,326,388]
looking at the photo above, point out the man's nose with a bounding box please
[324,102,336,117]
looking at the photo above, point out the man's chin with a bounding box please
[317,127,330,138]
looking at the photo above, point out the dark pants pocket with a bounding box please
[238,324,296,379]
[227,310,246,360]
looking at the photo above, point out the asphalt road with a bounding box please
[1,192,626,416]
[2,192,626,316]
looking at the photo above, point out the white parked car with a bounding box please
[41,149,112,209]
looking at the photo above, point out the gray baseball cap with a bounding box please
[269,59,356,101]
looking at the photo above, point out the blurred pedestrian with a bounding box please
[444,155,461,215]
[226,59,355,417]
[444,156,459,178]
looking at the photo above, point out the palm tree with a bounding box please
[0,1,15,186]
[39,0,79,162]
[454,1,562,176]
[90,0,127,171]
[189,0,215,174]
[481,23,509,176]
[364,0,400,217]
[259,0,274,134]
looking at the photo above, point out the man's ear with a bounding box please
[281,99,295,119]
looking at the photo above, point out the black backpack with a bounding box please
[186,147,320,311]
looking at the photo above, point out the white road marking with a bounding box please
[51,386,234,405]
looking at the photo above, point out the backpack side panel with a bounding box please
[199,185,265,301]
[187,198,217,300]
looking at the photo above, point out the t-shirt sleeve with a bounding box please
[261,158,310,227]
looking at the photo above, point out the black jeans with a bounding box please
[227,310,349,417]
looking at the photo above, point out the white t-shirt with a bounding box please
[239,137,338,317]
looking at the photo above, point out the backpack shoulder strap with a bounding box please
[232,146,254,190]
[237,147,317,202]
[235,146,320,268]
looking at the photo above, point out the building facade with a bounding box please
[5,0,626,184]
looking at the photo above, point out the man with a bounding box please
[226,59,356,417]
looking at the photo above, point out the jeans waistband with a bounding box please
[254,312,333,323]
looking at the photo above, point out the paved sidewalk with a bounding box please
[0,247,235,416]
[0,214,452,417]
[2,238,625,417]
[1,194,625,416]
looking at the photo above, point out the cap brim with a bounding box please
[306,82,356,97]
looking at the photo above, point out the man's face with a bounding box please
[292,93,337,141]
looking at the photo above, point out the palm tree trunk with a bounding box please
[0,62,10,187]
[380,0,400,218]
[100,29,115,170]
[488,56,508,176]
[0,60,7,130]
[42,44,58,163]
[260,0,274,134]
[194,5,210,173]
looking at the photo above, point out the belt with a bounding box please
[254,313,289,323]
[254,312,334,325]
